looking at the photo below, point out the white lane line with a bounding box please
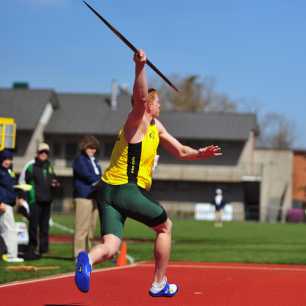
[0,263,141,289]
[139,263,306,273]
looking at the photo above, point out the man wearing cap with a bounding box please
[0,149,24,262]
[20,143,60,257]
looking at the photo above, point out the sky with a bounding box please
[1,0,306,148]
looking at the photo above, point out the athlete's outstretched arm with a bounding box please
[156,120,222,160]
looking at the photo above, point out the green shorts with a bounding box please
[96,182,167,239]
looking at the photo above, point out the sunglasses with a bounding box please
[38,150,49,155]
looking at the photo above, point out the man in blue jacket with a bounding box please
[73,136,101,257]
[0,149,24,262]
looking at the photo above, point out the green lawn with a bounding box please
[126,219,306,264]
[1,214,306,284]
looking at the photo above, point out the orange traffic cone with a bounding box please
[116,241,128,266]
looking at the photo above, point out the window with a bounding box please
[103,142,115,159]
[65,143,78,166]
[53,142,62,158]
[0,118,16,150]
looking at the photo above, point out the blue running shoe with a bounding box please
[75,251,92,293]
[149,282,178,297]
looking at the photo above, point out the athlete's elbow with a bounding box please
[132,93,146,105]
[177,149,188,160]
[165,145,187,160]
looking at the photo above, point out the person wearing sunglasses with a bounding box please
[20,143,60,259]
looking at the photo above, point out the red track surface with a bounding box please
[1,262,306,306]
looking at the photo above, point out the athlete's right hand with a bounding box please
[134,49,147,65]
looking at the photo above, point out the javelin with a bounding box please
[83,1,179,92]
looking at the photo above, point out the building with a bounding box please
[0,84,294,221]
[293,150,306,207]
[254,148,293,222]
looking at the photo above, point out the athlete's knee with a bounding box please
[104,244,119,259]
[166,218,173,233]
[153,218,172,234]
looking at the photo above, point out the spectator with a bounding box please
[212,188,226,227]
[0,149,24,262]
[20,143,60,258]
[73,136,101,258]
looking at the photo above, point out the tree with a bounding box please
[154,75,237,112]
[152,74,296,149]
[229,97,297,149]
[257,112,296,149]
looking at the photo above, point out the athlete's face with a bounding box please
[148,95,161,118]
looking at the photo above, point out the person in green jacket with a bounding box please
[20,143,60,257]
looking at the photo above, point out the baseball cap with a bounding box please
[37,143,50,152]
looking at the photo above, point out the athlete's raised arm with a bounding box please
[156,119,222,160]
[124,50,148,141]
[131,50,148,117]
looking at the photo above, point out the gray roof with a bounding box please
[0,88,58,130]
[159,112,257,140]
[46,92,257,141]
[1,87,257,141]
[45,92,131,135]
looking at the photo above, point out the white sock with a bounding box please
[150,277,167,293]
[88,254,93,267]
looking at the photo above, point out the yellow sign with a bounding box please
[0,117,16,151]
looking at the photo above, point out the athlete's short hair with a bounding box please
[131,88,158,106]
[147,88,158,104]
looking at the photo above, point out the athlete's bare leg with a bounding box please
[152,218,172,283]
[89,234,121,264]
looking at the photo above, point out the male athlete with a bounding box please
[75,49,222,297]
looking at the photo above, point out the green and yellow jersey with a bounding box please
[102,120,159,190]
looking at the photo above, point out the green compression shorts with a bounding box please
[96,181,168,239]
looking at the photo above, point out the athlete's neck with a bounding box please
[144,111,154,124]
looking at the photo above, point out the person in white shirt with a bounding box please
[213,188,226,227]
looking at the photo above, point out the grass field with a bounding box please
[1,214,306,284]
